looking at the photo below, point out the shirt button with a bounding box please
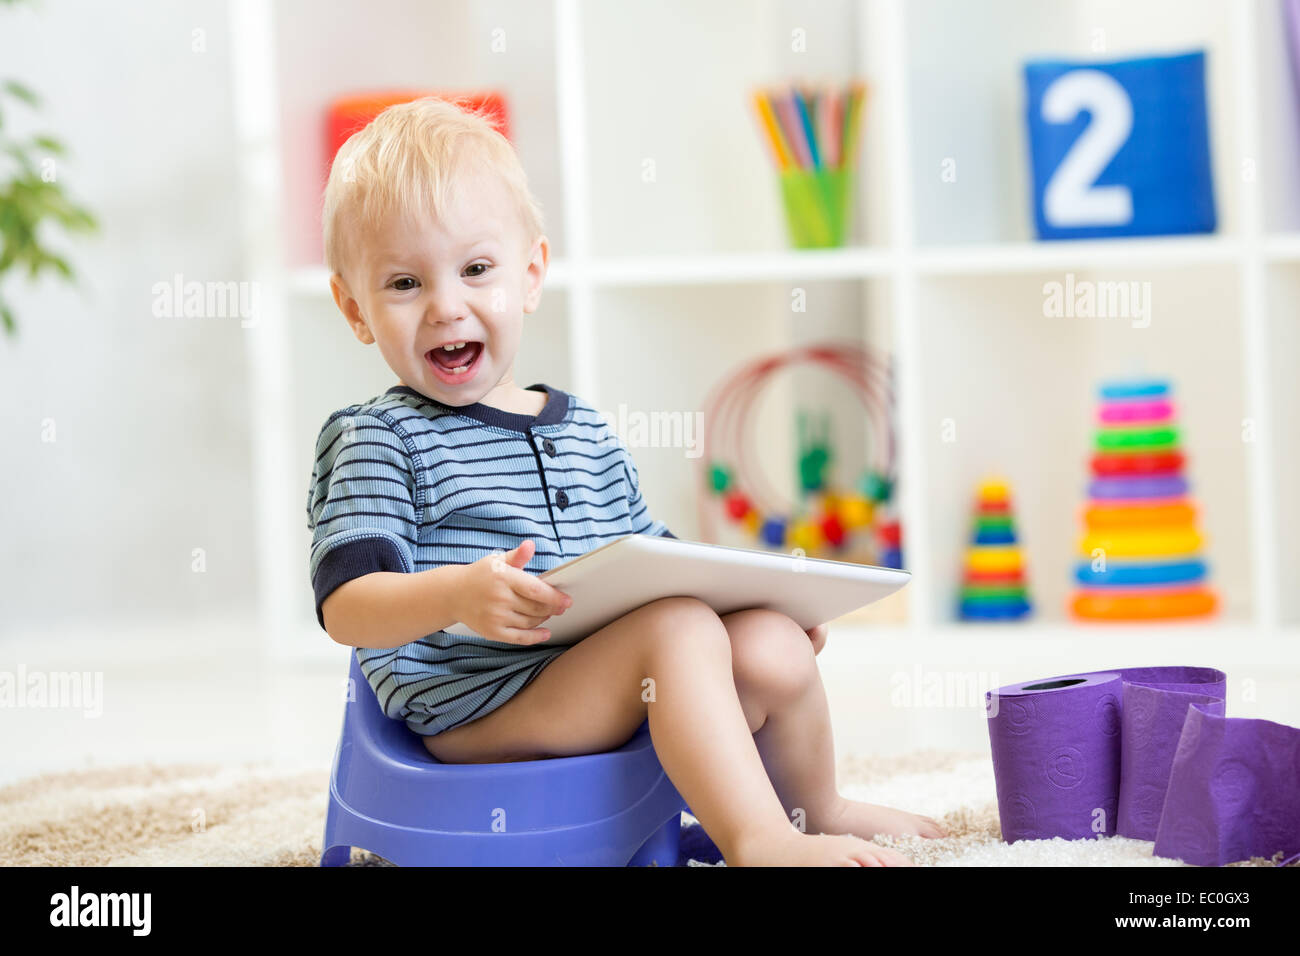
[555,489,569,509]
[543,438,557,457]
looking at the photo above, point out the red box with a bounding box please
[324,89,511,175]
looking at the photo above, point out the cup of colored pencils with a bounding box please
[749,80,866,249]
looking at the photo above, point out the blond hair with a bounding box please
[322,96,544,279]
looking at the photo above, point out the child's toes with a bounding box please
[859,843,915,867]
[919,816,948,838]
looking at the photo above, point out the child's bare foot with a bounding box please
[811,797,948,842]
[728,825,916,867]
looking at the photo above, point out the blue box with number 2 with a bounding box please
[1024,50,1216,240]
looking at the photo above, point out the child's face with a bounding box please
[331,167,548,408]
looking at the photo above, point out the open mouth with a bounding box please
[426,341,484,381]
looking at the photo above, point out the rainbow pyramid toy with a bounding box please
[958,476,1032,620]
[1070,379,1217,620]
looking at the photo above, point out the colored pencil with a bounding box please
[823,84,842,168]
[792,85,822,169]
[750,79,866,174]
[750,88,794,171]
[776,89,811,169]
[842,81,867,171]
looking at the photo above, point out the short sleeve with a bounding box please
[306,411,421,629]
[623,449,675,539]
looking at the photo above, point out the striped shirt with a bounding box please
[305,382,676,738]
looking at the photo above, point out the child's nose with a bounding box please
[425,292,468,325]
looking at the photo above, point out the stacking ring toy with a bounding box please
[1072,587,1217,619]
[1090,451,1184,477]
[964,546,1022,573]
[1079,528,1202,558]
[1098,400,1175,424]
[1096,426,1179,451]
[1074,559,1207,586]
[961,585,1029,600]
[1099,380,1168,400]
[1089,476,1188,500]
[960,598,1032,619]
[1084,500,1197,527]
[964,569,1025,585]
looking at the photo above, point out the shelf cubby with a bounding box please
[234,0,1299,658]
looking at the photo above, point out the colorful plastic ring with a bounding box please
[1079,528,1202,557]
[960,599,1032,620]
[1096,426,1179,451]
[964,547,1023,573]
[1099,381,1169,400]
[1088,476,1188,500]
[1084,500,1197,527]
[1090,451,1184,477]
[974,528,1017,545]
[960,585,1028,600]
[1074,559,1207,586]
[1098,400,1175,424]
[964,569,1025,585]
[1071,588,1216,620]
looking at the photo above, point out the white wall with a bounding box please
[0,0,257,635]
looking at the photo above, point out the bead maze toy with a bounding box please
[958,476,1032,621]
[697,342,901,568]
[1070,378,1217,620]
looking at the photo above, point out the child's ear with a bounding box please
[331,272,376,345]
[521,235,549,314]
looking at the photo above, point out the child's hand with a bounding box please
[806,622,829,655]
[449,539,572,645]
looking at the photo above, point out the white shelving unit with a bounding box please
[232,0,1300,667]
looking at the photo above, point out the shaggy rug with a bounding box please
[0,750,1288,866]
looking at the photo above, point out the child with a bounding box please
[307,97,946,866]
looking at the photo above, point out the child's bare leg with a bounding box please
[721,608,947,841]
[422,596,912,866]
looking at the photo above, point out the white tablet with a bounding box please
[444,533,911,645]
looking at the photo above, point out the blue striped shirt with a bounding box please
[305,382,675,738]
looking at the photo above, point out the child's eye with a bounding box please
[391,277,418,291]
[464,263,490,278]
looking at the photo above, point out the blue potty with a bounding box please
[321,655,690,866]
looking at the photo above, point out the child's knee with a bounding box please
[728,611,817,700]
[640,596,729,656]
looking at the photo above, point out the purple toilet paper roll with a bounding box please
[1117,672,1225,841]
[985,666,1225,844]
[1154,703,1300,867]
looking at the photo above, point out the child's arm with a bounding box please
[307,410,426,645]
[308,412,570,649]
[320,565,463,648]
[322,541,572,649]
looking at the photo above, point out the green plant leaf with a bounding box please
[32,134,65,155]
[3,80,39,108]
[0,52,97,341]
[46,251,72,279]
